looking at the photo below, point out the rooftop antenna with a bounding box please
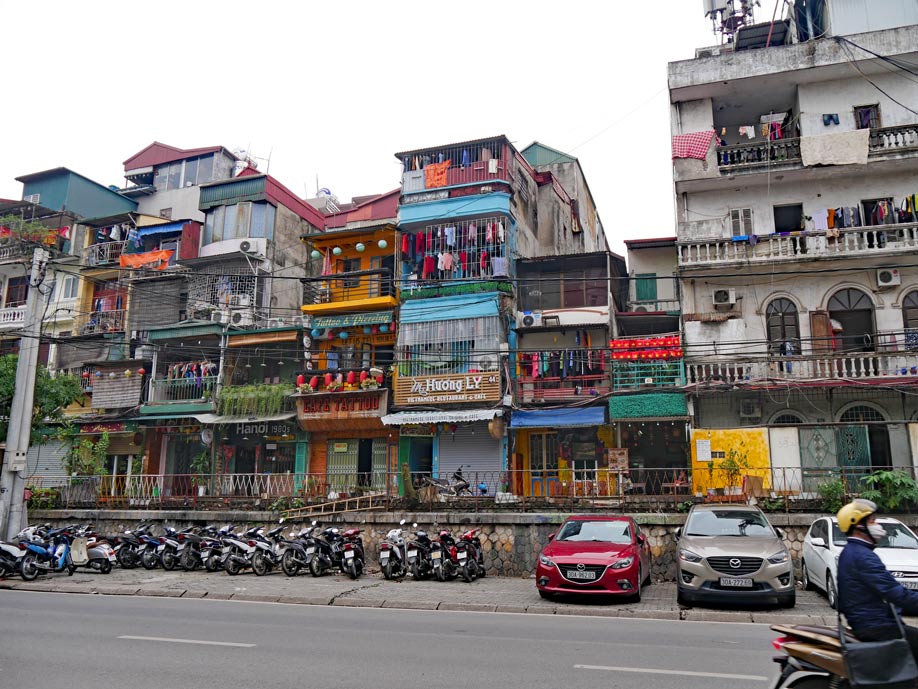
[703,0,758,43]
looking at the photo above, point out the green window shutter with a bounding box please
[635,273,657,302]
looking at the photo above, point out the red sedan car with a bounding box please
[536,515,651,602]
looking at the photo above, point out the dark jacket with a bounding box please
[838,537,918,634]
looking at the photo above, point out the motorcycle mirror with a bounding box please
[311,520,318,526]
[279,518,285,524]
[399,519,406,526]
[412,523,418,528]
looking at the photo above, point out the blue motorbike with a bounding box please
[18,525,79,579]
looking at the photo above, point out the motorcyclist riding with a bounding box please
[836,498,918,664]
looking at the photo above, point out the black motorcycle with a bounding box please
[435,529,461,581]
[309,526,346,577]
[280,524,317,577]
[407,527,441,581]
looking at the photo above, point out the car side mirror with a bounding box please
[775,528,784,539]
[637,534,646,546]
[547,532,555,542]
[810,536,826,548]
[675,527,682,539]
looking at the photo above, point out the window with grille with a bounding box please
[397,316,501,376]
[772,413,804,425]
[403,216,508,282]
[904,291,918,331]
[854,105,880,130]
[730,208,754,236]
[766,298,800,354]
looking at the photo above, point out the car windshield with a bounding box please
[685,510,774,537]
[877,522,918,550]
[556,520,631,544]
[832,523,848,546]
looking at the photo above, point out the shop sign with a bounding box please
[81,422,125,434]
[313,312,393,329]
[400,190,449,205]
[606,448,629,471]
[297,389,388,420]
[232,421,297,438]
[395,373,501,406]
[400,425,436,437]
[332,442,349,453]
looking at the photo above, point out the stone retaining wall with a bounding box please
[32,509,918,581]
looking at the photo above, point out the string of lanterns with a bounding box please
[308,322,396,340]
[82,367,147,380]
[309,239,388,260]
[609,335,682,360]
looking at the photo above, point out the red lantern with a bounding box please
[137,368,146,376]
[376,373,384,384]
[324,373,333,387]
[309,376,319,389]
[296,374,306,386]
[359,370,369,382]
[371,325,379,334]
[346,371,356,385]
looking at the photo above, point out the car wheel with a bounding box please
[801,560,814,591]
[826,572,838,610]
[677,589,690,607]
[628,567,643,603]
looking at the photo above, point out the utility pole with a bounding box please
[0,247,48,539]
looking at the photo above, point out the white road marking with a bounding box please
[574,664,768,681]
[118,635,254,648]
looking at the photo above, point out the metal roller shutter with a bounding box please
[25,440,71,487]
[437,422,501,489]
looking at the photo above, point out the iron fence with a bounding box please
[25,465,918,514]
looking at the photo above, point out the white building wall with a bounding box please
[627,247,679,305]
[798,74,918,137]
[134,187,203,223]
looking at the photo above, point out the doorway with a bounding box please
[529,432,559,496]
[828,289,876,377]
[840,405,891,470]
[408,437,433,484]
[357,438,373,487]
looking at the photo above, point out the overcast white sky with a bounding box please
[0,1,720,256]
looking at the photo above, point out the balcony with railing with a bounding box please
[716,138,801,172]
[74,309,126,335]
[869,124,918,157]
[149,376,218,404]
[398,139,512,195]
[515,373,611,403]
[612,360,686,391]
[83,241,127,267]
[679,221,918,268]
[0,305,26,330]
[301,269,396,314]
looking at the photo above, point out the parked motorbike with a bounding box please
[280,523,318,577]
[0,539,31,580]
[434,529,461,582]
[159,526,194,571]
[309,525,345,577]
[71,525,116,574]
[138,531,162,570]
[178,526,211,571]
[17,525,78,578]
[421,466,472,497]
[406,526,440,581]
[113,522,154,569]
[251,525,285,576]
[458,527,486,581]
[200,525,236,572]
[379,520,412,580]
[222,527,261,575]
[341,527,365,580]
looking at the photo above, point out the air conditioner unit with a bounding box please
[230,293,251,307]
[470,353,498,371]
[301,314,313,329]
[210,310,230,324]
[23,193,40,204]
[740,400,762,419]
[230,308,255,327]
[877,268,901,288]
[239,240,253,253]
[265,318,285,329]
[712,289,737,306]
[520,311,542,327]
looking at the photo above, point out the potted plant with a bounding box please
[191,449,211,496]
[360,377,379,390]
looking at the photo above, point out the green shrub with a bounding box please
[861,470,918,512]
[817,478,846,514]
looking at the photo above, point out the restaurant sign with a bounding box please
[313,311,393,329]
[394,372,501,406]
[296,389,389,432]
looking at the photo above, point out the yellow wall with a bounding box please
[690,428,771,495]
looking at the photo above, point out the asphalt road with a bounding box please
[0,590,780,689]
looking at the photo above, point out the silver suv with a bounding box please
[676,503,795,608]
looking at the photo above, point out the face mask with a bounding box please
[868,523,886,541]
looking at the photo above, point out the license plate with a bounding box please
[719,577,753,588]
[380,553,389,562]
[156,545,164,552]
[903,581,918,590]
[457,551,467,560]
[566,570,596,580]
[431,551,441,559]
[201,550,211,558]
[109,554,117,562]
[408,550,417,558]
[345,550,355,559]
[306,547,315,555]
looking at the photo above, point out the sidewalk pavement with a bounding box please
[0,565,845,626]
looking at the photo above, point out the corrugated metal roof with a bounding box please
[394,135,510,159]
[123,142,236,171]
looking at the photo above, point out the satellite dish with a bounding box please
[201,429,213,445]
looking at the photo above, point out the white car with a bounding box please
[801,516,918,608]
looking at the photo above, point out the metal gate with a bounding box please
[798,425,870,493]
[437,422,501,492]
[327,438,388,493]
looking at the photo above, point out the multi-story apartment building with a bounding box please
[670,2,918,496]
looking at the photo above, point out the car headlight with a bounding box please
[538,554,555,568]
[679,548,702,563]
[767,550,789,565]
[610,556,634,570]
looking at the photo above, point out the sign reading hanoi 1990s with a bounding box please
[395,373,502,406]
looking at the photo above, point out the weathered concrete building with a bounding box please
[670,2,918,495]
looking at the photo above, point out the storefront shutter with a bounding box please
[25,440,71,487]
[436,422,501,490]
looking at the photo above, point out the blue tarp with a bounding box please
[137,221,185,237]
[510,407,606,429]
[400,293,499,324]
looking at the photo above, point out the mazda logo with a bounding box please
[577,563,585,571]
[729,558,742,569]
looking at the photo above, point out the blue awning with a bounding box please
[137,221,185,237]
[400,293,499,324]
[510,406,606,429]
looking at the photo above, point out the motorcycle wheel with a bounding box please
[19,553,39,581]
[461,560,477,583]
[161,550,177,571]
[281,550,300,577]
[309,557,324,577]
[67,565,76,576]
[141,549,158,570]
[477,555,486,578]
[435,563,447,582]
[411,562,423,581]
[96,558,112,575]
[786,680,834,689]
[252,552,269,576]
[346,559,359,580]
[117,548,137,569]
[224,557,242,576]
[180,549,197,572]
[204,554,221,573]
[382,560,393,580]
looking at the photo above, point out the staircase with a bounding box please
[282,492,387,520]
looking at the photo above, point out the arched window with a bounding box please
[839,405,885,423]
[828,288,873,311]
[903,291,918,331]
[766,298,799,355]
[828,288,875,353]
[772,412,805,425]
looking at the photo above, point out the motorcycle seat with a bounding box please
[771,623,857,643]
